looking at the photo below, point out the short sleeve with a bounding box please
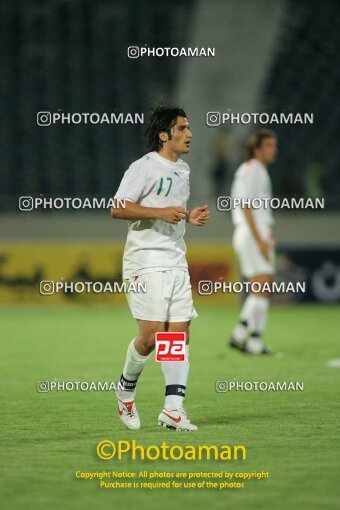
[114,160,147,203]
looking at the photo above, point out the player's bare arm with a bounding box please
[242,206,270,261]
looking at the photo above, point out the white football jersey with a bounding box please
[114,151,190,278]
[231,159,274,229]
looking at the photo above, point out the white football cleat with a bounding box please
[246,338,272,355]
[158,407,198,431]
[116,394,140,430]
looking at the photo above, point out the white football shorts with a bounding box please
[232,224,275,278]
[125,269,198,322]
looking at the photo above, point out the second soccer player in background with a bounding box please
[229,129,277,355]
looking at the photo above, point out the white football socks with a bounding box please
[248,295,269,333]
[162,345,190,411]
[119,340,192,409]
[232,295,254,342]
[118,338,152,400]
[246,295,269,353]
[233,295,269,349]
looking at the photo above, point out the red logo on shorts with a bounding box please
[155,332,186,362]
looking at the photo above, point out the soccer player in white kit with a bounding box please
[229,129,277,355]
[111,106,209,431]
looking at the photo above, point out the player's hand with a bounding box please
[188,205,210,226]
[159,206,188,224]
[258,239,271,261]
[269,232,276,247]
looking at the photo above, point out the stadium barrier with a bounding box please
[0,243,238,304]
[0,244,338,304]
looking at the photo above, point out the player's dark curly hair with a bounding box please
[245,129,276,160]
[144,105,187,152]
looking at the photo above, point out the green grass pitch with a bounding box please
[1,303,339,510]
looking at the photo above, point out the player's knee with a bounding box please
[141,326,164,349]
[138,340,154,355]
